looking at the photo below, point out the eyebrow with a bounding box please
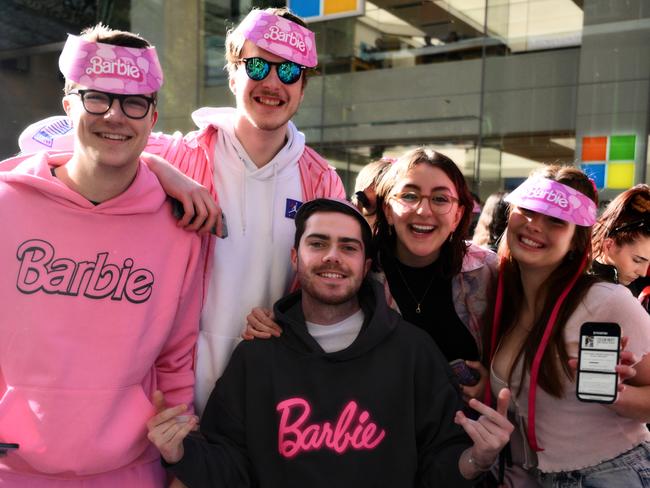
[306,233,363,247]
[634,255,649,262]
[401,183,455,193]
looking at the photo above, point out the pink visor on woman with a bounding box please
[235,10,317,68]
[505,176,597,227]
[58,35,163,94]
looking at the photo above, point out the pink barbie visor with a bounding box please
[505,176,597,227]
[59,34,163,95]
[235,10,317,68]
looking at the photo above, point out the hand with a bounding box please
[455,388,513,471]
[141,152,222,236]
[568,336,638,392]
[242,307,282,340]
[459,360,487,402]
[146,390,198,464]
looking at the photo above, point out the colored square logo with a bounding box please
[608,135,636,161]
[580,163,606,190]
[285,199,303,219]
[606,163,635,189]
[324,0,357,15]
[582,136,607,161]
[291,0,320,18]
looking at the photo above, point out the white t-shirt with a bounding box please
[306,309,365,353]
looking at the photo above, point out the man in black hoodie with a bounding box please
[148,198,512,487]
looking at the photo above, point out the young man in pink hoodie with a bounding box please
[0,26,204,486]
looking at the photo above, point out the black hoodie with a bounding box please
[169,279,473,487]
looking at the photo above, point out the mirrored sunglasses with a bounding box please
[240,57,305,85]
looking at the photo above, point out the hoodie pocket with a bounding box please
[0,384,156,476]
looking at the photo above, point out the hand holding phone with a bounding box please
[450,359,481,387]
[576,322,620,404]
[171,198,228,238]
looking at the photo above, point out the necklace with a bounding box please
[394,261,437,314]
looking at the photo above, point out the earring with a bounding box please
[448,232,454,243]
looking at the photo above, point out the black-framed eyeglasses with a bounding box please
[391,191,459,215]
[239,57,306,85]
[68,89,155,120]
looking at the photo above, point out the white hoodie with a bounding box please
[192,107,305,414]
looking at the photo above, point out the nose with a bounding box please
[415,197,434,216]
[322,246,341,264]
[104,98,125,120]
[523,212,543,232]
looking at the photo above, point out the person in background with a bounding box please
[488,166,650,487]
[591,184,650,309]
[351,157,393,227]
[473,191,509,252]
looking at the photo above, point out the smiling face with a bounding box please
[63,88,157,172]
[384,164,464,267]
[507,206,576,274]
[292,212,372,309]
[229,41,305,134]
[602,235,650,285]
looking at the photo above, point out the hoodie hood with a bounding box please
[0,151,167,215]
[273,278,400,361]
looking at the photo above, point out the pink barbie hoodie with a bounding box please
[0,152,204,485]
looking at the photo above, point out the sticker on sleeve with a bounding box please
[285,199,303,219]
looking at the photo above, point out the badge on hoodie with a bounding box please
[285,199,303,219]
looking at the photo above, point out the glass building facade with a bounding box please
[1,0,649,202]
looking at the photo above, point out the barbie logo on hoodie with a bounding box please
[16,238,154,303]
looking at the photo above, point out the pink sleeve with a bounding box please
[299,146,347,200]
[146,129,218,200]
[154,236,207,411]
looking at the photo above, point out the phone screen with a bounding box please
[576,322,620,403]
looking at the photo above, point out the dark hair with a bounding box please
[473,191,509,251]
[374,147,473,277]
[593,184,650,260]
[495,165,598,397]
[64,24,157,100]
[294,199,374,259]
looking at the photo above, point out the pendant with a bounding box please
[416,304,421,314]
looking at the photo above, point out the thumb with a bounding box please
[152,390,166,413]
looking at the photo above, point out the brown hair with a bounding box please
[224,8,310,87]
[494,165,598,397]
[63,24,156,100]
[374,147,472,277]
[592,184,650,260]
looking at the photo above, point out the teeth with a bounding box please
[411,224,434,233]
[320,272,344,279]
[258,97,281,106]
[100,133,128,141]
[521,236,542,248]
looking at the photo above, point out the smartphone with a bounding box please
[171,198,228,238]
[576,322,620,404]
[449,359,480,386]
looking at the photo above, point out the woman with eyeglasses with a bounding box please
[487,167,650,487]
[372,148,497,401]
[591,185,650,310]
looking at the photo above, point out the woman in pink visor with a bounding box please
[487,166,650,487]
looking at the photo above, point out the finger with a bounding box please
[186,199,207,231]
[199,200,219,235]
[495,388,511,418]
[615,364,636,381]
[245,326,272,339]
[619,350,637,366]
[465,360,487,375]
[241,331,255,341]
[621,336,629,351]
[568,358,578,372]
[247,314,281,337]
[455,411,490,445]
[148,404,188,429]
[152,390,165,413]
[176,199,195,228]
[169,417,197,446]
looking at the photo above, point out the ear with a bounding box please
[384,200,394,226]
[62,96,72,116]
[291,247,298,273]
[229,74,237,96]
[150,110,158,129]
[363,257,372,277]
[451,205,464,231]
[603,237,615,255]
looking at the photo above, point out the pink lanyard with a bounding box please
[487,252,588,452]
